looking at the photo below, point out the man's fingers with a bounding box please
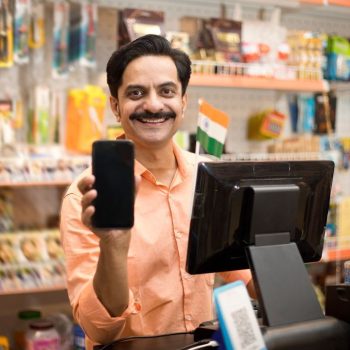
[81,189,97,211]
[135,175,141,197]
[81,205,95,228]
[78,175,95,194]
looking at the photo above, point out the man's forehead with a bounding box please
[120,58,180,86]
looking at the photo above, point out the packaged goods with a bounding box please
[25,319,60,350]
[14,310,42,350]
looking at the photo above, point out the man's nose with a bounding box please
[143,91,164,113]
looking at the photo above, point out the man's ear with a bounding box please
[181,94,188,120]
[110,96,120,122]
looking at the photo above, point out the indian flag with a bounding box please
[196,99,230,158]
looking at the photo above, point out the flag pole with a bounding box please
[189,141,201,218]
[189,102,202,218]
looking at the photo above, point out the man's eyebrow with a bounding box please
[159,81,178,89]
[125,84,145,91]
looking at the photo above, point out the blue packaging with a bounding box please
[73,324,85,350]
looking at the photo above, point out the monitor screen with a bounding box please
[186,160,334,274]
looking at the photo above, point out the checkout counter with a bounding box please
[95,316,350,350]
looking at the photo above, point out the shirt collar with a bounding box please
[116,133,190,178]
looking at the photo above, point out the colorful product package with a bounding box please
[52,1,70,78]
[201,17,242,63]
[80,2,97,67]
[0,0,14,67]
[247,109,286,140]
[13,0,30,64]
[29,2,46,49]
[118,8,164,47]
[297,95,315,133]
[326,35,350,81]
[68,2,82,64]
[314,92,337,135]
[65,85,107,154]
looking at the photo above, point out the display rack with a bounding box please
[190,74,328,92]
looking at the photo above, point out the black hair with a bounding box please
[106,34,192,98]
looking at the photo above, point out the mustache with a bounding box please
[129,111,176,120]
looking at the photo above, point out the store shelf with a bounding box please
[190,74,329,92]
[0,181,72,188]
[0,285,66,296]
[300,0,350,7]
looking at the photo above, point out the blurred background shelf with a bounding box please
[190,74,328,92]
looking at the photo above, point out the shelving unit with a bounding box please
[190,74,328,92]
[0,181,72,188]
[0,285,66,297]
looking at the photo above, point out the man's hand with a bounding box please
[77,174,140,316]
[77,174,140,239]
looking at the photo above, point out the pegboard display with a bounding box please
[184,87,280,154]
[281,11,350,37]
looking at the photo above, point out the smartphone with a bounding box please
[91,140,135,229]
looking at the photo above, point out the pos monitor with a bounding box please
[186,160,334,327]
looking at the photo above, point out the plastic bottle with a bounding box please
[14,310,42,350]
[25,319,60,350]
[73,324,85,350]
[47,313,73,350]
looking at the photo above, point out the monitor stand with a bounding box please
[246,242,324,327]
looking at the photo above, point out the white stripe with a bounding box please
[198,112,227,144]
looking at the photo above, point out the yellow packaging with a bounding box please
[248,109,286,140]
[337,196,350,239]
[0,336,9,350]
[65,86,107,154]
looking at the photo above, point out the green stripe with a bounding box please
[196,127,224,158]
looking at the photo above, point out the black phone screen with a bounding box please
[91,140,135,229]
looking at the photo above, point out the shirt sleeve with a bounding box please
[60,185,139,345]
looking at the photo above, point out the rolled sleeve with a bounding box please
[77,282,139,344]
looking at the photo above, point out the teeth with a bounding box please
[140,118,166,123]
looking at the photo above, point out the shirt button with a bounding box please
[175,230,182,239]
[185,314,192,321]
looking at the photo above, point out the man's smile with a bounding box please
[130,111,176,124]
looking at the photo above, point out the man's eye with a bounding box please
[161,88,175,96]
[128,90,143,98]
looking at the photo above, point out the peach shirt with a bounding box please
[60,142,251,350]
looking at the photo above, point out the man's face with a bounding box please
[111,55,187,149]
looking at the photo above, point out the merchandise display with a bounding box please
[0,230,65,292]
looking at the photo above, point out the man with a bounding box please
[60,34,253,349]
